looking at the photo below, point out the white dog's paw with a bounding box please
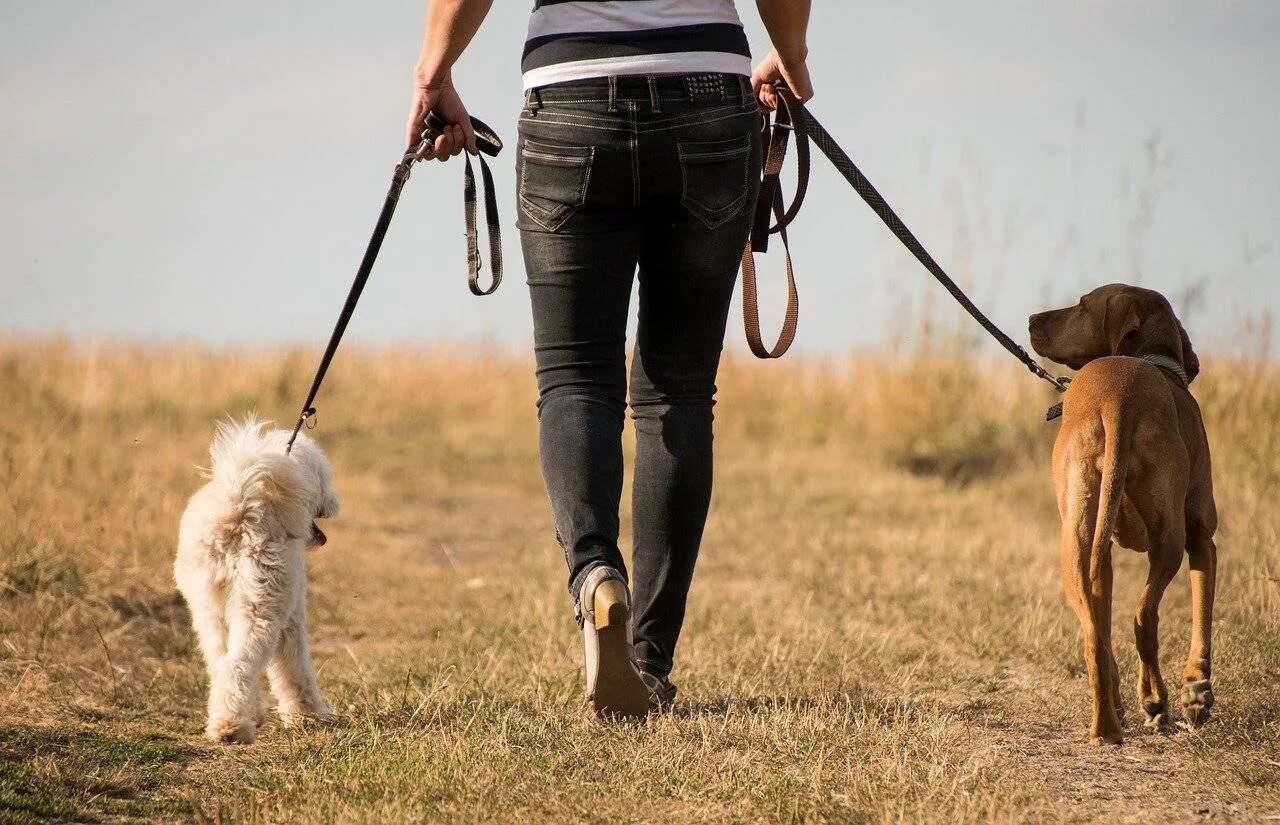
[206,715,258,745]
[279,705,339,729]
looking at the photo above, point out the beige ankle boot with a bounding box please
[578,567,649,720]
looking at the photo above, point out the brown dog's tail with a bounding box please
[1090,403,1134,582]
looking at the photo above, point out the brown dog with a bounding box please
[1028,284,1217,745]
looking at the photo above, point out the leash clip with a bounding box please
[285,406,317,455]
[1045,376,1071,421]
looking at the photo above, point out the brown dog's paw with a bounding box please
[1180,680,1214,728]
[1142,701,1173,733]
[1091,714,1125,746]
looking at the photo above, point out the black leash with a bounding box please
[743,87,1071,412]
[286,113,504,453]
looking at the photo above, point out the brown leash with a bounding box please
[741,87,1072,407]
[741,92,807,359]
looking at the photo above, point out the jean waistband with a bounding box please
[526,73,752,108]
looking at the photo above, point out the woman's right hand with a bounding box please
[405,74,477,160]
[750,48,814,110]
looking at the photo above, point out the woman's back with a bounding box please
[522,0,751,89]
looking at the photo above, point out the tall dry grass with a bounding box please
[1,339,1277,823]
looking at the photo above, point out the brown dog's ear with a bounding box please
[1178,319,1200,383]
[1105,294,1142,356]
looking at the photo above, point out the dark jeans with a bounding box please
[517,74,762,679]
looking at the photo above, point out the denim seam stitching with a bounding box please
[642,110,756,133]
[525,95,742,107]
[520,104,743,128]
[677,140,751,230]
[517,144,595,232]
[629,103,640,207]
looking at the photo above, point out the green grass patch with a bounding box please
[0,725,198,823]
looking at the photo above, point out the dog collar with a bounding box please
[1139,354,1189,387]
[1047,353,1190,422]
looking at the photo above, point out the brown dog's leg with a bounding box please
[1182,526,1217,726]
[1134,536,1183,730]
[1060,526,1124,745]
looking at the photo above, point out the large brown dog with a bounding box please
[1028,284,1217,745]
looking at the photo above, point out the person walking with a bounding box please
[407,0,814,719]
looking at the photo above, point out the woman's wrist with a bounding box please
[776,43,809,64]
[413,61,452,89]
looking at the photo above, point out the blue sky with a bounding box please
[2,1,1277,355]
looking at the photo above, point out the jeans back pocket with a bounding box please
[519,140,594,232]
[677,136,752,230]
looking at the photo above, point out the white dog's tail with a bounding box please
[208,418,317,547]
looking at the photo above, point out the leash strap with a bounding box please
[741,185,799,358]
[742,87,1071,399]
[464,151,503,296]
[741,98,805,359]
[286,113,504,452]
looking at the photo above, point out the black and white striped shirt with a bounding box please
[522,0,752,90]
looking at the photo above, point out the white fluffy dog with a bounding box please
[175,418,339,744]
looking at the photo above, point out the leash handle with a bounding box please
[741,87,808,359]
[750,91,810,254]
[741,189,799,359]
[410,111,504,295]
[410,111,504,160]
[464,152,503,295]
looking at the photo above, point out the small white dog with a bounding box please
[175,417,339,744]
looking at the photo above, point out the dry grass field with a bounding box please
[1,338,1278,823]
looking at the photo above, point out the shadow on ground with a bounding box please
[0,724,198,823]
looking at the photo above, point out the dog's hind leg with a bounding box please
[1060,520,1124,745]
[176,568,227,672]
[267,575,334,727]
[1134,532,1183,730]
[175,567,231,731]
[1058,427,1126,745]
[1181,523,1217,727]
[206,557,292,744]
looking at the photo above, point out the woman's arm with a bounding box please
[752,0,814,108]
[405,0,495,157]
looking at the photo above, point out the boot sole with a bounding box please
[589,580,650,720]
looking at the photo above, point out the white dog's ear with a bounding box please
[318,490,340,519]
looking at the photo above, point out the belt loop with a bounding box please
[524,88,542,114]
[647,76,661,113]
[739,75,754,110]
[607,75,619,113]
